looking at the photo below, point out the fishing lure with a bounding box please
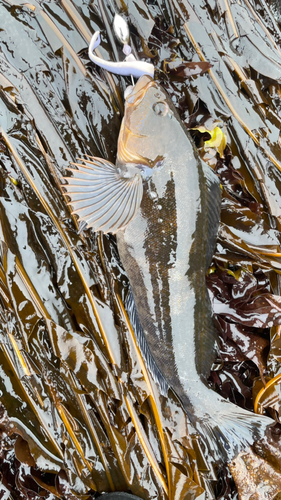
[88,17,154,80]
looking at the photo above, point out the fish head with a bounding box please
[117,76,177,170]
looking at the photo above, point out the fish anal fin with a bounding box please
[125,289,169,396]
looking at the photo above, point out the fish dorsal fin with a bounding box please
[63,157,143,234]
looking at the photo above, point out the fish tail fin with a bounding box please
[193,395,272,462]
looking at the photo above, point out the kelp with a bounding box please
[1,0,281,499]
[163,60,213,80]
[0,0,212,498]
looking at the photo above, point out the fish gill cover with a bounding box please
[0,0,281,499]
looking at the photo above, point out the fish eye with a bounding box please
[153,101,169,116]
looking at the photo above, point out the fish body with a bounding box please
[116,77,220,393]
[64,76,271,461]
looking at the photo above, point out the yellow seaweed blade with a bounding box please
[204,126,227,157]
[189,124,227,157]
[7,334,31,377]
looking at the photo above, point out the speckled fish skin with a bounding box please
[116,76,272,461]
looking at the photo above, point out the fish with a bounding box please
[63,75,272,462]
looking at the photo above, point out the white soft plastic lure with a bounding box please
[88,31,154,79]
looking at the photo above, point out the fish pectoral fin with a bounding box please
[63,157,143,234]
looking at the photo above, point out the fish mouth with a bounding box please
[117,119,151,166]
[125,75,156,106]
[118,75,158,168]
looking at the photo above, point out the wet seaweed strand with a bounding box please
[1,0,281,499]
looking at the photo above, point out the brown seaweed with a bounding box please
[1,0,281,499]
